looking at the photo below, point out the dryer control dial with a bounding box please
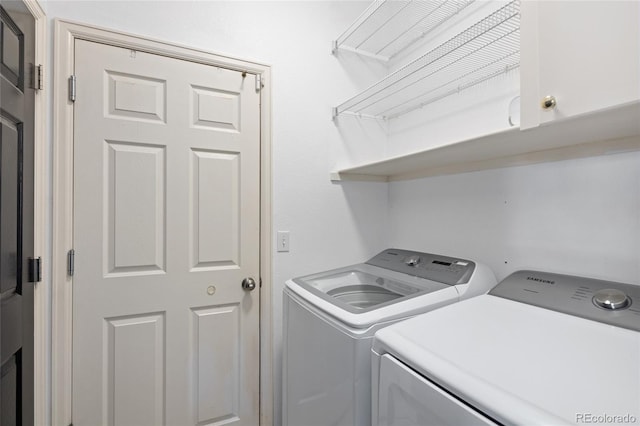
[593,289,631,310]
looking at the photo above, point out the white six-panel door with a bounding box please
[72,39,260,425]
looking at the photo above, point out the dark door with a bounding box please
[0,1,35,425]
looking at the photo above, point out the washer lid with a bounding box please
[291,263,450,315]
[374,295,640,425]
[291,248,477,315]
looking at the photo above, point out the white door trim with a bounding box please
[51,19,273,426]
[18,0,47,424]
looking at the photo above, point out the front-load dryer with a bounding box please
[282,248,496,426]
[371,270,640,426]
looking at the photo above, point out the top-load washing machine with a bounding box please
[282,248,496,426]
[371,270,640,426]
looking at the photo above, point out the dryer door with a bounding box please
[377,354,497,426]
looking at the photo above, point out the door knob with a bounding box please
[242,277,257,291]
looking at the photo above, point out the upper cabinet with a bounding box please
[332,0,640,182]
[520,0,640,130]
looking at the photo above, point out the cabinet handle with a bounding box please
[541,95,557,110]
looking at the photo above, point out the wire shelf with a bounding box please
[333,0,476,61]
[333,0,520,121]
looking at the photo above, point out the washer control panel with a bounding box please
[490,270,640,332]
[366,248,476,285]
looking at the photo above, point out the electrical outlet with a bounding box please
[277,231,290,252]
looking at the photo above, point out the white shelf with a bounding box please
[333,1,520,121]
[332,0,476,61]
[331,101,640,182]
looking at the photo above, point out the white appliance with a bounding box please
[372,270,640,426]
[282,248,496,426]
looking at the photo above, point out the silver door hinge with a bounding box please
[68,75,76,102]
[255,74,262,92]
[67,249,75,277]
[30,64,43,90]
[28,257,42,283]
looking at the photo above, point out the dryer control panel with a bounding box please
[490,270,640,332]
[366,248,476,285]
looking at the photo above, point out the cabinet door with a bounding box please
[520,1,640,130]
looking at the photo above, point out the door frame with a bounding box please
[51,20,273,426]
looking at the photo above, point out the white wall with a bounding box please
[42,1,389,424]
[388,151,640,285]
